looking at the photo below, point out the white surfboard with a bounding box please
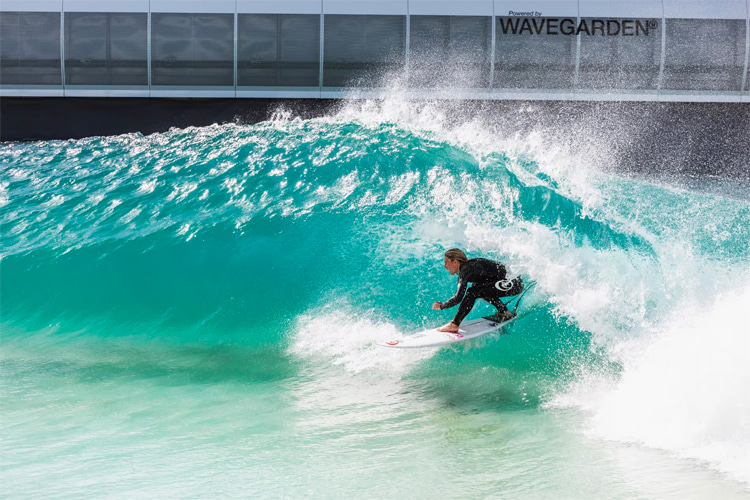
[378,314,516,349]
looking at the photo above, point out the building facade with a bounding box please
[1,0,749,102]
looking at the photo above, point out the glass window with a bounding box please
[65,12,147,86]
[494,16,577,89]
[578,18,662,91]
[238,14,320,87]
[663,18,746,91]
[323,15,405,88]
[0,12,61,85]
[151,13,234,87]
[409,15,491,88]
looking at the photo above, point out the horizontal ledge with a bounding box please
[2,87,747,103]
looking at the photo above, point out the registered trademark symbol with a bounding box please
[649,19,659,29]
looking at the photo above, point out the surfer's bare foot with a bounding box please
[437,322,459,333]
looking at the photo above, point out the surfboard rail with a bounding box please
[378,314,516,349]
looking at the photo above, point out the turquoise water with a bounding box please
[2,102,750,498]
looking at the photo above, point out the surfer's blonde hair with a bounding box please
[444,248,468,263]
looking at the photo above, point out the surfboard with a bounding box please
[378,314,516,349]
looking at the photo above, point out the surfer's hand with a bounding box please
[432,302,442,310]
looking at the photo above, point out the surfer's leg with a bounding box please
[447,279,525,328]
[486,278,524,318]
[451,285,492,326]
[485,297,512,318]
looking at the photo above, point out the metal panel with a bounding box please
[490,2,496,85]
[323,14,406,87]
[0,11,62,85]
[147,10,152,88]
[239,14,277,85]
[234,12,238,88]
[323,1,407,16]
[150,0,236,14]
[578,0,662,19]
[238,14,320,87]
[237,0,322,14]
[65,12,148,86]
[321,88,385,97]
[319,13,325,87]
[151,13,234,86]
[236,88,321,97]
[59,7,65,86]
[0,0,61,12]
[574,90,658,101]
[658,91,742,102]
[405,12,410,75]
[150,88,235,97]
[64,87,150,96]
[662,18,747,91]
[657,12,666,90]
[494,0,577,18]
[492,0,578,90]
[663,0,747,20]
[578,18,662,90]
[409,15,491,88]
[63,0,149,13]
[0,87,64,95]
[494,14,578,89]
[409,0,493,16]
[65,12,107,84]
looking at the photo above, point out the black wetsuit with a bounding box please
[439,258,524,326]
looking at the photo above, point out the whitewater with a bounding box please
[1,97,749,499]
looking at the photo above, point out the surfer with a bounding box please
[432,248,523,333]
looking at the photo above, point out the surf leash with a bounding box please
[502,279,537,314]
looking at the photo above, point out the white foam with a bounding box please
[0,181,9,207]
[288,306,436,376]
[583,286,750,484]
[136,179,158,195]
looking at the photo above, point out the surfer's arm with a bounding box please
[439,278,467,310]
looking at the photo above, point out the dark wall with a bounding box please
[0,98,338,142]
[2,97,748,179]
